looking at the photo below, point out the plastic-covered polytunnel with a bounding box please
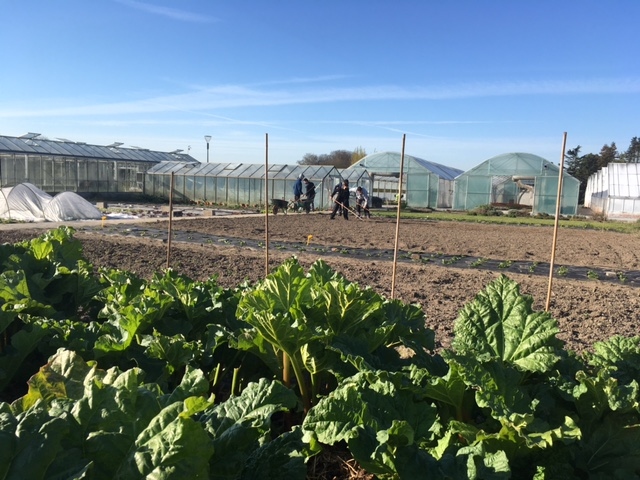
[348,151,463,208]
[453,152,579,215]
[144,162,343,209]
[584,163,640,221]
[0,183,102,221]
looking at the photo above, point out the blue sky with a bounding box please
[1,1,639,170]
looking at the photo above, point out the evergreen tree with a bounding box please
[566,146,602,204]
[598,142,618,168]
[622,136,640,163]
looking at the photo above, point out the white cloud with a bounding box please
[2,77,639,118]
[112,0,215,23]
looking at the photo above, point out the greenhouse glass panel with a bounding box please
[87,160,99,191]
[195,176,205,200]
[268,179,281,201]
[77,160,88,184]
[0,154,11,186]
[12,154,26,184]
[3,155,16,185]
[235,165,254,178]
[98,161,113,192]
[226,177,237,204]
[218,164,239,178]
[41,156,54,191]
[184,175,195,199]
[65,158,78,191]
[215,177,226,203]
[237,178,249,203]
[27,155,43,187]
[160,174,171,198]
[171,175,183,199]
[53,158,65,192]
[252,178,264,204]
[203,176,214,202]
[405,173,428,207]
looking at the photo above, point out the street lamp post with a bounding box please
[204,135,212,163]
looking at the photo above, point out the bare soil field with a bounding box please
[2,212,640,354]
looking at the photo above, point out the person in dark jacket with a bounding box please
[330,179,350,220]
[303,178,316,211]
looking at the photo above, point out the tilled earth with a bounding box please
[2,212,640,354]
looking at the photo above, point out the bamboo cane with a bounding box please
[264,133,269,278]
[166,171,174,269]
[545,132,568,311]
[391,134,406,299]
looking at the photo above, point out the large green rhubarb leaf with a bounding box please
[452,275,562,372]
[303,371,441,477]
[94,288,173,353]
[115,401,213,479]
[0,319,49,391]
[200,378,299,479]
[237,258,314,356]
[239,426,314,480]
[585,335,640,385]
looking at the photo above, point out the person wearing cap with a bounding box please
[330,179,350,220]
[293,174,304,201]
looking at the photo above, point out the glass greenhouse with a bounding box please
[348,151,463,208]
[337,168,372,191]
[144,162,343,209]
[585,163,640,221]
[453,152,579,215]
[0,133,193,196]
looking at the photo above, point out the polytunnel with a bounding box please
[0,183,102,221]
[144,162,343,210]
[348,152,463,208]
[585,163,640,221]
[453,152,580,215]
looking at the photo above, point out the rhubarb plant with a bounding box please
[302,275,640,478]
[2,230,640,479]
[3,349,308,480]
[236,257,435,412]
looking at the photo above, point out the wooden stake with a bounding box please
[263,133,290,390]
[545,132,568,311]
[391,134,406,299]
[264,133,270,278]
[166,171,174,269]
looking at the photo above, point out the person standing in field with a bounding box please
[303,178,316,211]
[354,185,371,218]
[293,174,304,201]
[330,179,350,220]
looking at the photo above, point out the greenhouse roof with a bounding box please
[146,162,341,180]
[462,152,565,177]
[351,151,463,180]
[0,133,195,163]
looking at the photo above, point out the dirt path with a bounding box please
[2,212,639,354]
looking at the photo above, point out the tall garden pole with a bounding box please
[545,132,568,311]
[263,133,289,390]
[390,134,406,299]
[166,171,174,269]
[264,133,270,277]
